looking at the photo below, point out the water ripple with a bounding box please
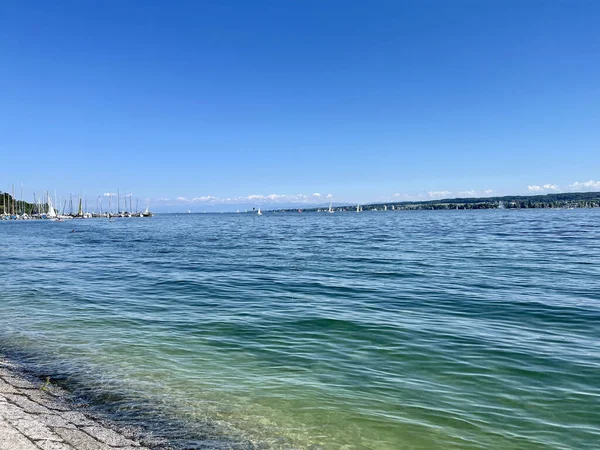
[1,209,599,449]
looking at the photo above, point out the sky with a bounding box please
[1,1,599,211]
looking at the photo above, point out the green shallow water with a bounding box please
[1,210,600,449]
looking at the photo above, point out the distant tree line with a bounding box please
[275,191,600,213]
[373,191,600,211]
[1,192,37,215]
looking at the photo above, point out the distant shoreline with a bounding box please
[3,190,600,216]
[273,191,600,213]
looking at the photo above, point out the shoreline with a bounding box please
[0,350,260,450]
[0,355,159,450]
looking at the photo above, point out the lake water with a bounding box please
[1,210,599,449]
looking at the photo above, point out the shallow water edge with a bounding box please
[0,347,260,450]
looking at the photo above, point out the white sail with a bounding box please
[257,208,262,215]
[47,193,57,218]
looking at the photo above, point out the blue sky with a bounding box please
[1,1,599,211]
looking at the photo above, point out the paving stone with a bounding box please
[35,441,76,450]
[0,418,39,450]
[53,428,112,450]
[3,394,53,414]
[24,391,71,412]
[9,417,62,441]
[0,378,20,394]
[38,414,77,430]
[58,411,96,427]
[82,426,139,447]
[1,364,150,450]
[1,401,29,420]
[2,376,39,390]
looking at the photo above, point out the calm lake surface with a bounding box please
[1,210,599,449]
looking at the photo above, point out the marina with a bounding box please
[1,189,153,220]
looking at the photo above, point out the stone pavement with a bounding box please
[0,358,150,450]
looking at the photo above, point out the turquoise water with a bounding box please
[1,210,599,449]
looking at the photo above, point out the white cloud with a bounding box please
[103,192,116,197]
[458,190,476,197]
[527,185,544,192]
[528,184,560,192]
[428,191,451,199]
[192,196,216,202]
[389,192,426,201]
[161,193,337,206]
[569,180,600,191]
[484,189,493,194]
[543,184,559,191]
[392,193,418,201]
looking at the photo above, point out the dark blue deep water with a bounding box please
[1,210,599,449]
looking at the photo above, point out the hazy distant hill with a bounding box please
[276,191,600,212]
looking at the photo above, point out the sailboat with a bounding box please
[143,201,153,217]
[47,192,57,219]
[257,208,262,216]
[357,203,361,213]
[328,198,334,213]
[188,209,191,214]
[76,197,84,218]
